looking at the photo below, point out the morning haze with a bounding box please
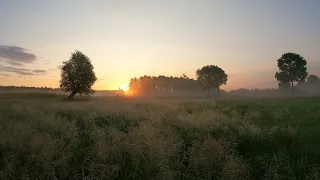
[1,0,319,90]
[2,1,320,179]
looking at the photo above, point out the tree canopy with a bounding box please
[128,75,203,96]
[275,52,308,92]
[60,50,97,99]
[196,65,228,96]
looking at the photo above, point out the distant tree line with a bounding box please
[3,50,319,99]
[128,74,202,96]
[0,85,60,90]
[128,65,228,97]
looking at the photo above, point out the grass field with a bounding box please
[0,93,320,179]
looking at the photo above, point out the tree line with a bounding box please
[0,86,57,89]
[128,75,202,96]
[57,50,316,99]
[128,71,227,97]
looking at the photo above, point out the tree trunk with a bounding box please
[291,82,294,93]
[217,88,220,96]
[68,92,76,99]
[207,89,210,97]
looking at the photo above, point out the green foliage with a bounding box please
[60,50,97,99]
[275,52,308,92]
[196,65,228,95]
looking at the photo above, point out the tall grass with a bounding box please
[0,96,320,179]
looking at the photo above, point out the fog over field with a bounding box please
[1,0,320,179]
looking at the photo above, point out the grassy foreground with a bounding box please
[1,94,320,179]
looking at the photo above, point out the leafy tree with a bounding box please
[129,77,139,96]
[275,52,308,92]
[60,50,97,99]
[307,74,319,84]
[196,65,228,96]
[128,75,203,96]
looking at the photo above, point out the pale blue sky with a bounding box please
[0,0,319,90]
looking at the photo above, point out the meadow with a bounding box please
[0,93,320,180]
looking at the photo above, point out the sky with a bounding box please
[0,0,319,90]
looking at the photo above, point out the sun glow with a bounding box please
[119,84,129,91]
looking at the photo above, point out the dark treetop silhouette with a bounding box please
[59,50,97,99]
[275,52,308,92]
[128,75,203,96]
[196,65,228,96]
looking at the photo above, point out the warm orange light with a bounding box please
[119,84,129,91]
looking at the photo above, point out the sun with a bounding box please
[119,84,129,91]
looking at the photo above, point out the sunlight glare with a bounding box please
[119,84,129,91]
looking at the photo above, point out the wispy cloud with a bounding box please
[0,65,47,76]
[0,66,33,76]
[32,70,46,73]
[0,73,12,77]
[0,46,50,78]
[0,45,37,65]
[0,58,24,66]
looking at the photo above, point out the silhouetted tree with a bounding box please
[60,50,97,99]
[128,75,203,96]
[196,65,228,96]
[129,77,139,96]
[275,52,308,93]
